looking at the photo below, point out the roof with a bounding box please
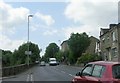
[61,40,68,46]
[100,28,110,37]
[100,24,118,37]
[90,36,100,42]
[89,61,120,66]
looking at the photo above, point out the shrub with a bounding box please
[76,53,102,65]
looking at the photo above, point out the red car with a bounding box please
[72,61,120,83]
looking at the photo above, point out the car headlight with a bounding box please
[72,79,77,83]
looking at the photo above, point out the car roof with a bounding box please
[89,61,120,66]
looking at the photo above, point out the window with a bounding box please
[92,65,105,78]
[107,36,109,40]
[112,48,117,57]
[112,31,116,41]
[82,64,93,76]
[112,64,120,79]
[102,38,105,42]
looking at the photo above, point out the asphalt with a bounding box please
[2,64,83,82]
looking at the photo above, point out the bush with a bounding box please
[76,53,102,65]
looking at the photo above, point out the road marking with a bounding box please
[61,71,65,73]
[69,74,74,77]
[26,74,29,81]
[50,66,75,78]
[26,73,34,82]
[31,74,34,82]
[31,74,32,81]
[60,70,74,77]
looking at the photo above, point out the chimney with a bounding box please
[109,24,117,29]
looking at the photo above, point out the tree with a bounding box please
[29,42,40,63]
[44,43,59,59]
[2,50,13,67]
[55,51,64,62]
[68,32,90,64]
[12,42,40,65]
[2,42,40,67]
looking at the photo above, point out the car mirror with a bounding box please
[76,72,81,76]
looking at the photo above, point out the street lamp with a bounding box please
[27,15,33,68]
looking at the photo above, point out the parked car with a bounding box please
[72,61,120,83]
[40,61,46,66]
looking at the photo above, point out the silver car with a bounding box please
[40,61,46,66]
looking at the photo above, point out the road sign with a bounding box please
[25,51,32,55]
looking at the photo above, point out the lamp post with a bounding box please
[25,15,34,82]
[27,15,33,68]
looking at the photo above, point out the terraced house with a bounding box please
[100,24,120,62]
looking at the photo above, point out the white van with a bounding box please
[49,58,57,66]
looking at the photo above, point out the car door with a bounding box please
[78,64,105,83]
[87,64,106,83]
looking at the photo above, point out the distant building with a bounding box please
[61,36,101,56]
[100,24,120,61]
[85,36,101,55]
[61,40,69,52]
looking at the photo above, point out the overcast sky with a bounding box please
[0,0,119,56]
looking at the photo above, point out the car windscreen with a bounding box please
[112,64,120,79]
[41,61,45,63]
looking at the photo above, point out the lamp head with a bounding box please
[28,15,33,17]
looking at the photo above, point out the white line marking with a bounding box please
[27,74,34,82]
[69,74,73,77]
[61,71,65,73]
[31,74,32,81]
[61,70,74,77]
[52,66,75,78]
[26,74,29,81]
[31,74,34,82]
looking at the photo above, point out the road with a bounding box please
[2,64,83,83]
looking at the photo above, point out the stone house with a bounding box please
[61,40,69,52]
[61,36,100,55]
[85,36,101,55]
[100,24,120,61]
